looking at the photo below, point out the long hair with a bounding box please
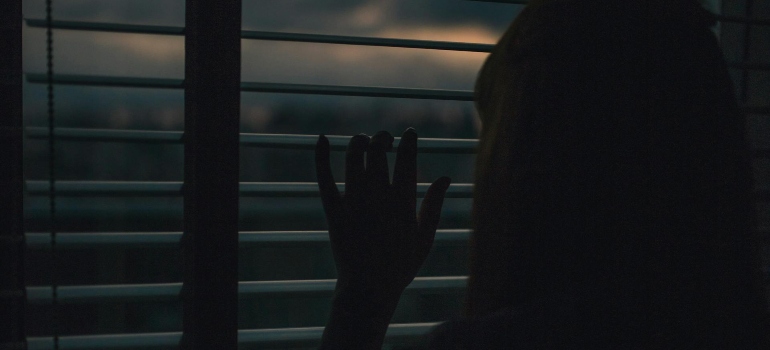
[465,0,768,343]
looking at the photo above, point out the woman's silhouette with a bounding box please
[316,0,770,348]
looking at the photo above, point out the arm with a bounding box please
[320,287,401,349]
[315,129,451,349]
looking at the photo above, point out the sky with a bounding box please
[21,0,525,133]
[21,0,528,235]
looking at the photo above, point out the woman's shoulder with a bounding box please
[425,288,644,349]
[426,308,521,350]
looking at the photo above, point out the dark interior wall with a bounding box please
[0,0,25,347]
[721,0,770,305]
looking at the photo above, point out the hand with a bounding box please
[315,129,451,305]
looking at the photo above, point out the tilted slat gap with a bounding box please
[25,229,471,247]
[25,323,440,349]
[26,19,494,52]
[25,276,468,304]
[26,74,473,101]
[24,181,475,198]
[25,127,478,153]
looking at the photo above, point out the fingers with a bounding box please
[393,128,418,212]
[316,135,342,215]
[345,134,370,199]
[366,131,394,190]
[416,177,451,257]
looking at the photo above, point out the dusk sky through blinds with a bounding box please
[20,0,530,134]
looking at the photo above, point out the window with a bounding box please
[3,0,769,349]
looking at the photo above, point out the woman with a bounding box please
[316,0,769,348]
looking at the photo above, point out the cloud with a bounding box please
[241,0,519,37]
[93,33,183,63]
[376,23,499,44]
[348,0,395,28]
[23,0,185,26]
[23,28,183,78]
[22,0,516,120]
[241,39,488,91]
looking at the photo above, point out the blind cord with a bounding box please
[45,0,59,348]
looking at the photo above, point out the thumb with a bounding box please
[416,177,451,254]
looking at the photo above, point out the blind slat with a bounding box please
[26,74,474,101]
[24,229,471,247]
[25,19,494,52]
[24,181,476,198]
[25,127,479,153]
[26,277,468,304]
[26,323,440,349]
[240,81,471,100]
[25,18,184,35]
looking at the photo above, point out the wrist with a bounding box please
[320,286,403,349]
[331,284,402,321]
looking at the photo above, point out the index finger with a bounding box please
[393,128,418,212]
[315,135,342,215]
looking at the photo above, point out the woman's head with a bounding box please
[465,0,745,320]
